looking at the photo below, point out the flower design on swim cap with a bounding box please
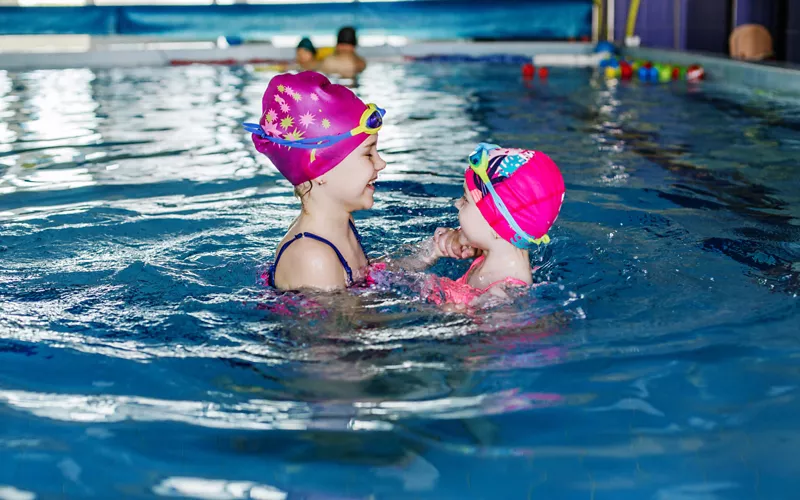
[299,112,316,127]
[263,121,282,137]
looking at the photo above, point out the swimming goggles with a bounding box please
[242,103,385,150]
[468,143,550,248]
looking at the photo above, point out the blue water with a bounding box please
[1,62,799,499]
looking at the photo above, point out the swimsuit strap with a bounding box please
[349,219,366,254]
[458,255,528,291]
[480,277,529,292]
[268,232,353,287]
[456,255,486,285]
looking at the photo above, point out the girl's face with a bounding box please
[455,182,494,249]
[316,135,386,212]
[296,48,315,65]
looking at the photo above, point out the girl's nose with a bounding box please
[374,152,387,171]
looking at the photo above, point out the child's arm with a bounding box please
[378,228,477,273]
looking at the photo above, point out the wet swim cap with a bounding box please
[297,37,316,56]
[464,145,565,247]
[337,26,358,46]
[252,71,372,185]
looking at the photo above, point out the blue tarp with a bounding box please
[0,1,592,40]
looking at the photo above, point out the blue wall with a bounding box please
[0,1,593,40]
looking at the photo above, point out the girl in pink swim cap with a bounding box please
[425,143,566,309]
[244,71,471,291]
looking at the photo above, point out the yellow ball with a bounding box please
[605,66,619,79]
[315,47,335,60]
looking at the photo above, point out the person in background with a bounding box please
[729,24,774,62]
[319,26,367,78]
[295,37,318,71]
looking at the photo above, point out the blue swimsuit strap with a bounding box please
[268,220,365,288]
[349,219,366,254]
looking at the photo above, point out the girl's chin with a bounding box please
[350,191,374,211]
[362,194,375,209]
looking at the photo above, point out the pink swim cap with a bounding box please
[251,71,374,186]
[464,144,565,247]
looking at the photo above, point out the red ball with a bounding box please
[522,63,535,78]
[643,61,653,69]
[538,67,549,78]
[687,64,705,81]
[672,67,681,80]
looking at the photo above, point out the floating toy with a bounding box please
[687,65,705,81]
[595,41,617,61]
[522,63,535,79]
[597,53,705,84]
[538,67,549,79]
[620,62,633,80]
[596,51,705,83]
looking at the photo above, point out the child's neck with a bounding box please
[472,244,532,285]
[299,203,352,234]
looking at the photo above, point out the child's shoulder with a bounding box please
[274,235,348,289]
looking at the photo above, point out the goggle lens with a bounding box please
[365,108,384,130]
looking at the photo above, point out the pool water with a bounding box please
[1,62,799,499]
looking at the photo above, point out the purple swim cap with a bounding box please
[252,71,375,186]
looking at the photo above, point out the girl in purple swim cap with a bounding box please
[244,71,472,291]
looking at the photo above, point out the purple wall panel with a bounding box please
[614,0,684,49]
[613,0,798,62]
[788,0,800,63]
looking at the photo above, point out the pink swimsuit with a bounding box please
[424,256,528,306]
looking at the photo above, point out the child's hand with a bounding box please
[433,228,478,260]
